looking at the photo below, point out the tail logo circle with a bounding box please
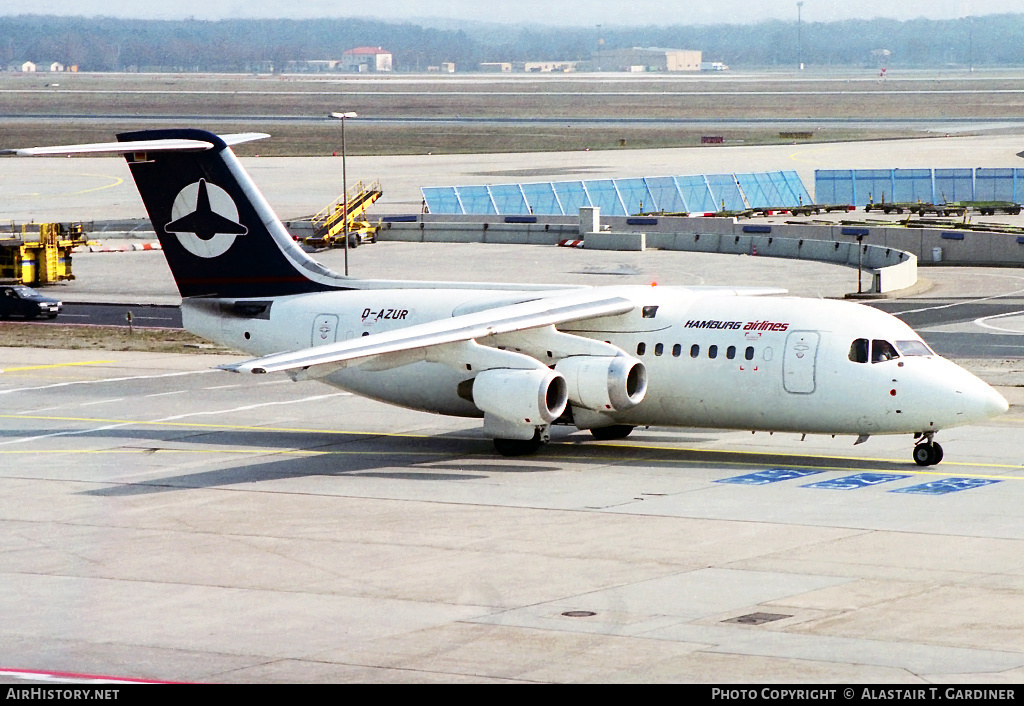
[164,179,248,258]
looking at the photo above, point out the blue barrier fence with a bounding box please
[422,171,812,216]
[815,168,1024,206]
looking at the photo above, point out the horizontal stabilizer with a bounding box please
[1,133,269,157]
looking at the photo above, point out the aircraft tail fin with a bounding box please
[115,128,349,299]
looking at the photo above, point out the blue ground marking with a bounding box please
[801,472,912,490]
[889,477,1002,495]
[715,469,824,485]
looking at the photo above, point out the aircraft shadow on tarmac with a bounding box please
[41,425,931,497]
[63,428,559,496]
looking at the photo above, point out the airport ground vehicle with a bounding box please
[864,201,966,216]
[943,200,1022,216]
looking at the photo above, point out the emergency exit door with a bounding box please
[783,331,819,394]
[312,314,339,346]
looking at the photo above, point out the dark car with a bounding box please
[0,285,62,319]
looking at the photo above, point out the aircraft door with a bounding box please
[783,331,819,394]
[312,314,339,346]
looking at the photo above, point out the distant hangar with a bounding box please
[479,48,707,73]
[597,48,703,72]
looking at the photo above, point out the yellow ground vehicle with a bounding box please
[303,180,382,249]
[0,223,84,286]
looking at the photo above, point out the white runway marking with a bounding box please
[974,310,1024,334]
[0,421,135,447]
[892,272,1024,317]
[0,369,220,395]
[0,393,350,447]
[80,398,125,407]
[151,393,352,422]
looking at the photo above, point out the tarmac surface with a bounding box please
[2,137,1024,683]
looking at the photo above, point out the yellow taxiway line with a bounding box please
[1,360,116,373]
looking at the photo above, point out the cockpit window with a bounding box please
[849,338,869,363]
[871,340,900,363]
[895,340,933,357]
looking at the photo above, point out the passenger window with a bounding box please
[745,346,754,361]
[726,345,736,360]
[849,338,869,363]
[690,344,700,358]
[871,340,899,363]
[637,342,646,356]
[708,345,718,359]
[654,343,664,356]
[672,343,681,357]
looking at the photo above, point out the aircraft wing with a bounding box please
[222,291,636,375]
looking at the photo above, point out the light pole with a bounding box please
[797,2,804,71]
[968,16,974,73]
[857,233,864,294]
[330,111,357,275]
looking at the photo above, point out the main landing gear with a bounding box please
[494,429,545,457]
[494,424,638,455]
[913,432,944,466]
[589,424,635,441]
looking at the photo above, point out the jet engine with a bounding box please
[470,368,568,425]
[555,355,648,411]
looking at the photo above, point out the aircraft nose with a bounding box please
[966,380,1009,421]
[985,386,1010,417]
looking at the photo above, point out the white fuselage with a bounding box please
[183,284,1007,437]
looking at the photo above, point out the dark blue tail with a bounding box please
[118,128,350,299]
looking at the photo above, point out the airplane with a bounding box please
[3,128,1009,465]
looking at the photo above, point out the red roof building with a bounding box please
[341,47,393,72]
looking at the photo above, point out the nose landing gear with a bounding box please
[913,432,944,466]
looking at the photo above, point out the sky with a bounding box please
[7,0,1024,26]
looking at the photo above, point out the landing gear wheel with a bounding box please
[589,425,635,441]
[913,444,932,466]
[913,442,943,466]
[494,431,544,457]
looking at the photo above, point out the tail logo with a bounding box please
[164,179,248,258]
